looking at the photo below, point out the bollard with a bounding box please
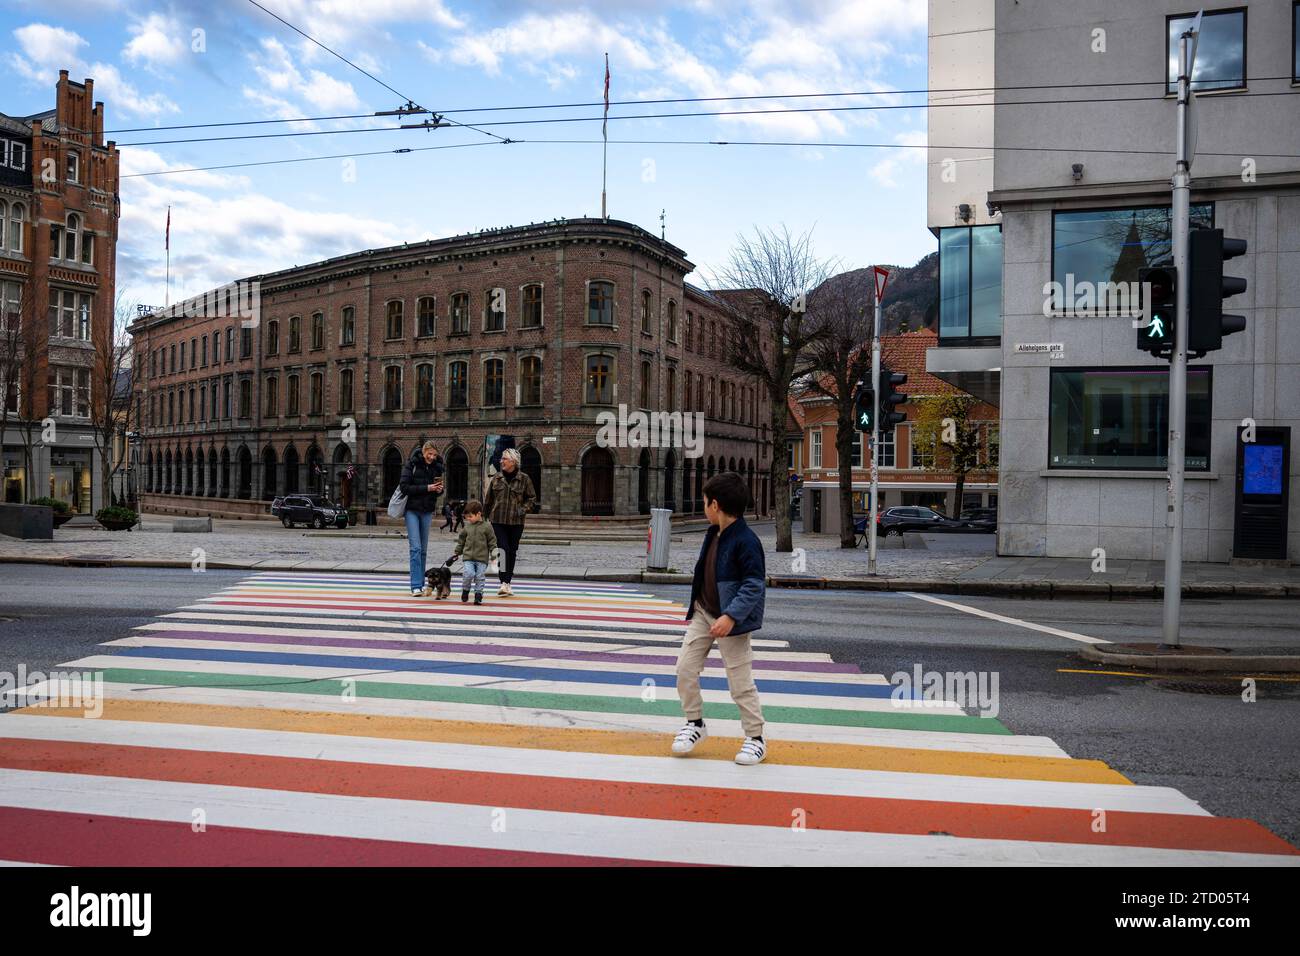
[647,507,672,571]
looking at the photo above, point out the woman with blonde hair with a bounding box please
[483,447,536,596]
[398,441,444,596]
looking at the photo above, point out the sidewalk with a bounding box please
[3,516,1298,599]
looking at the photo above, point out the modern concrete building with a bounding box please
[927,0,1300,562]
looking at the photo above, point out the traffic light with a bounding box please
[853,381,874,431]
[1137,266,1176,357]
[877,368,907,436]
[1188,228,1247,354]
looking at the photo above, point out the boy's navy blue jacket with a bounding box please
[686,516,766,634]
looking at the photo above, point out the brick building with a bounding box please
[794,328,999,533]
[1,71,120,513]
[130,218,773,522]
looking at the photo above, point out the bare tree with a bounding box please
[804,270,875,548]
[710,226,836,553]
[0,281,40,503]
[89,295,137,515]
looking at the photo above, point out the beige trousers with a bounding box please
[675,601,764,738]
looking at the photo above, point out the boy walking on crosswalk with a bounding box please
[671,471,768,766]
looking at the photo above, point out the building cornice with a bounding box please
[988,170,1300,212]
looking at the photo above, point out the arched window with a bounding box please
[266,320,279,355]
[383,365,402,410]
[521,445,543,506]
[641,289,653,333]
[310,312,324,350]
[261,447,278,500]
[448,360,468,408]
[638,447,651,515]
[417,296,436,337]
[220,447,230,497]
[10,202,24,254]
[483,358,504,406]
[338,367,354,413]
[415,363,435,410]
[341,306,355,345]
[309,372,323,415]
[640,360,651,408]
[381,446,403,501]
[445,445,468,501]
[519,356,542,406]
[264,376,278,416]
[237,447,253,499]
[585,354,612,405]
[666,365,676,413]
[667,300,678,341]
[288,315,301,353]
[581,447,615,516]
[386,300,404,339]
[283,445,300,494]
[286,374,300,415]
[685,310,693,351]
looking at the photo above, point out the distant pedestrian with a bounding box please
[483,448,536,597]
[452,499,465,533]
[672,471,768,766]
[399,441,444,597]
[440,500,455,532]
[449,500,497,605]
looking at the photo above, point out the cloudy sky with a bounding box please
[2,0,933,306]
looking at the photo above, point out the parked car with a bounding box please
[958,507,998,533]
[271,495,347,529]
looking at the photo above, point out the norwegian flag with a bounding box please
[602,53,610,141]
[165,205,170,252]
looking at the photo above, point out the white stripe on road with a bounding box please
[902,593,1111,646]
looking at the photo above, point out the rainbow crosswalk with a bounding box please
[0,571,1296,866]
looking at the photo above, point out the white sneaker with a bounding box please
[410,588,423,597]
[735,737,766,766]
[497,583,510,596]
[671,722,707,755]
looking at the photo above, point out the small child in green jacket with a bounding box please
[450,500,497,605]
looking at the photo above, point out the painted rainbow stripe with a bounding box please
[1,571,1295,866]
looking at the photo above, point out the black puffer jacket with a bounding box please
[399,452,445,514]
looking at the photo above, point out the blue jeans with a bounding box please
[462,559,487,595]
[405,509,433,590]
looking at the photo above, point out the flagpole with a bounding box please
[164,205,171,308]
[601,52,609,219]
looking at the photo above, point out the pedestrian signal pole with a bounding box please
[1162,14,1199,648]
[868,266,890,575]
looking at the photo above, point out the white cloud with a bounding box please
[122,13,187,68]
[244,37,362,117]
[117,147,421,300]
[869,128,926,187]
[8,22,179,119]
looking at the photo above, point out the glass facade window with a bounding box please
[1049,367,1211,470]
[1052,205,1212,313]
[1168,9,1245,93]
[938,225,1002,342]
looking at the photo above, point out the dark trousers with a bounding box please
[492,521,525,583]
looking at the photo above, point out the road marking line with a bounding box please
[903,593,1111,646]
[1058,668,1300,683]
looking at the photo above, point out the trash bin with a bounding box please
[647,507,672,571]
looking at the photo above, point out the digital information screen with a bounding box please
[1243,443,1284,496]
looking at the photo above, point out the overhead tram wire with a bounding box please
[243,0,512,145]
[103,74,1298,136]
[123,135,1300,179]
[115,87,1300,148]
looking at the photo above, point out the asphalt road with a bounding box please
[0,563,1296,845]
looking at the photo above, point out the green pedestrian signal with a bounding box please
[854,382,874,432]
[1137,266,1176,357]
